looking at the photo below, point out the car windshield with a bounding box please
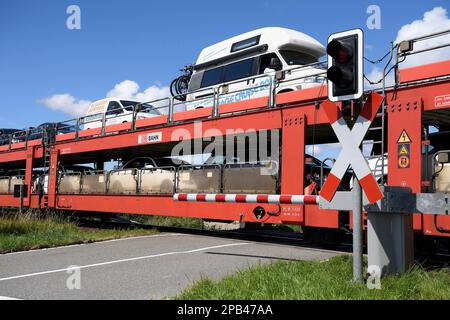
[120,100,161,115]
[120,100,137,112]
[279,50,318,66]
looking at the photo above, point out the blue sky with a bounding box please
[0,0,449,130]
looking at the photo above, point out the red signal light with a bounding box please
[326,29,363,102]
[327,39,353,63]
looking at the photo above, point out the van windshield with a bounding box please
[279,50,317,66]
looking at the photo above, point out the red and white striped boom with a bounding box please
[173,193,320,205]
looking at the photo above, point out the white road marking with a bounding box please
[0,296,22,300]
[0,242,249,282]
[1,233,185,256]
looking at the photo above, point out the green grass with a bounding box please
[177,255,450,300]
[0,213,158,254]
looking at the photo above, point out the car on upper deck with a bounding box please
[184,27,326,110]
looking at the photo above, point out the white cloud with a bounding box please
[38,94,91,117]
[364,66,395,89]
[134,85,171,102]
[395,6,450,68]
[306,143,341,161]
[40,81,170,117]
[106,80,140,100]
[106,80,170,102]
[365,6,450,89]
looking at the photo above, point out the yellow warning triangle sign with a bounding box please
[398,130,412,143]
[399,145,409,155]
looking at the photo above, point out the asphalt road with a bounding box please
[0,232,341,300]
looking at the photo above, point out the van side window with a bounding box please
[106,101,123,115]
[223,58,254,82]
[259,53,280,74]
[201,67,223,88]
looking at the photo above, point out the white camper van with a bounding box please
[185,27,326,110]
[83,98,161,129]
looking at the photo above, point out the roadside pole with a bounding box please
[351,96,364,283]
[352,172,363,282]
[19,184,23,215]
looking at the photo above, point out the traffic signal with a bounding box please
[327,29,363,102]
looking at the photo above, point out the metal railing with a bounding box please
[139,166,177,194]
[0,61,331,150]
[395,29,450,86]
[56,98,171,137]
[0,176,12,194]
[171,87,218,118]
[56,161,280,196]
[108,168,139,194]
[431,150,450,192]
[79,170,108,194]
[177,164,222,194]
[215,73,274,116]
[0,176,25,194]
[223,161,279,194]
[57,171,82,194]
[1,29,449,154]
[276,61,327,86]
[0,127,47,151]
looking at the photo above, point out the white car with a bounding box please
[83,98,161,129]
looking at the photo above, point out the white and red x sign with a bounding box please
[320,92,384,204]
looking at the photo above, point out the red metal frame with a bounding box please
[0,60,449,237]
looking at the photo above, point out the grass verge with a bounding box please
[0,213,158,254]
[177,255,450,300]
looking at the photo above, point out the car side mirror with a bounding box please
[269,57,283,71]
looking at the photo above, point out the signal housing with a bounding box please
[327,29,363,102]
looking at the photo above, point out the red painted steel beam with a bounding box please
[24,147,35,206]
[399,60,450,83]
[51,194,287,224]
[47,149,59,208]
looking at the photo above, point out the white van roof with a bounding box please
[196,27,326,66]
